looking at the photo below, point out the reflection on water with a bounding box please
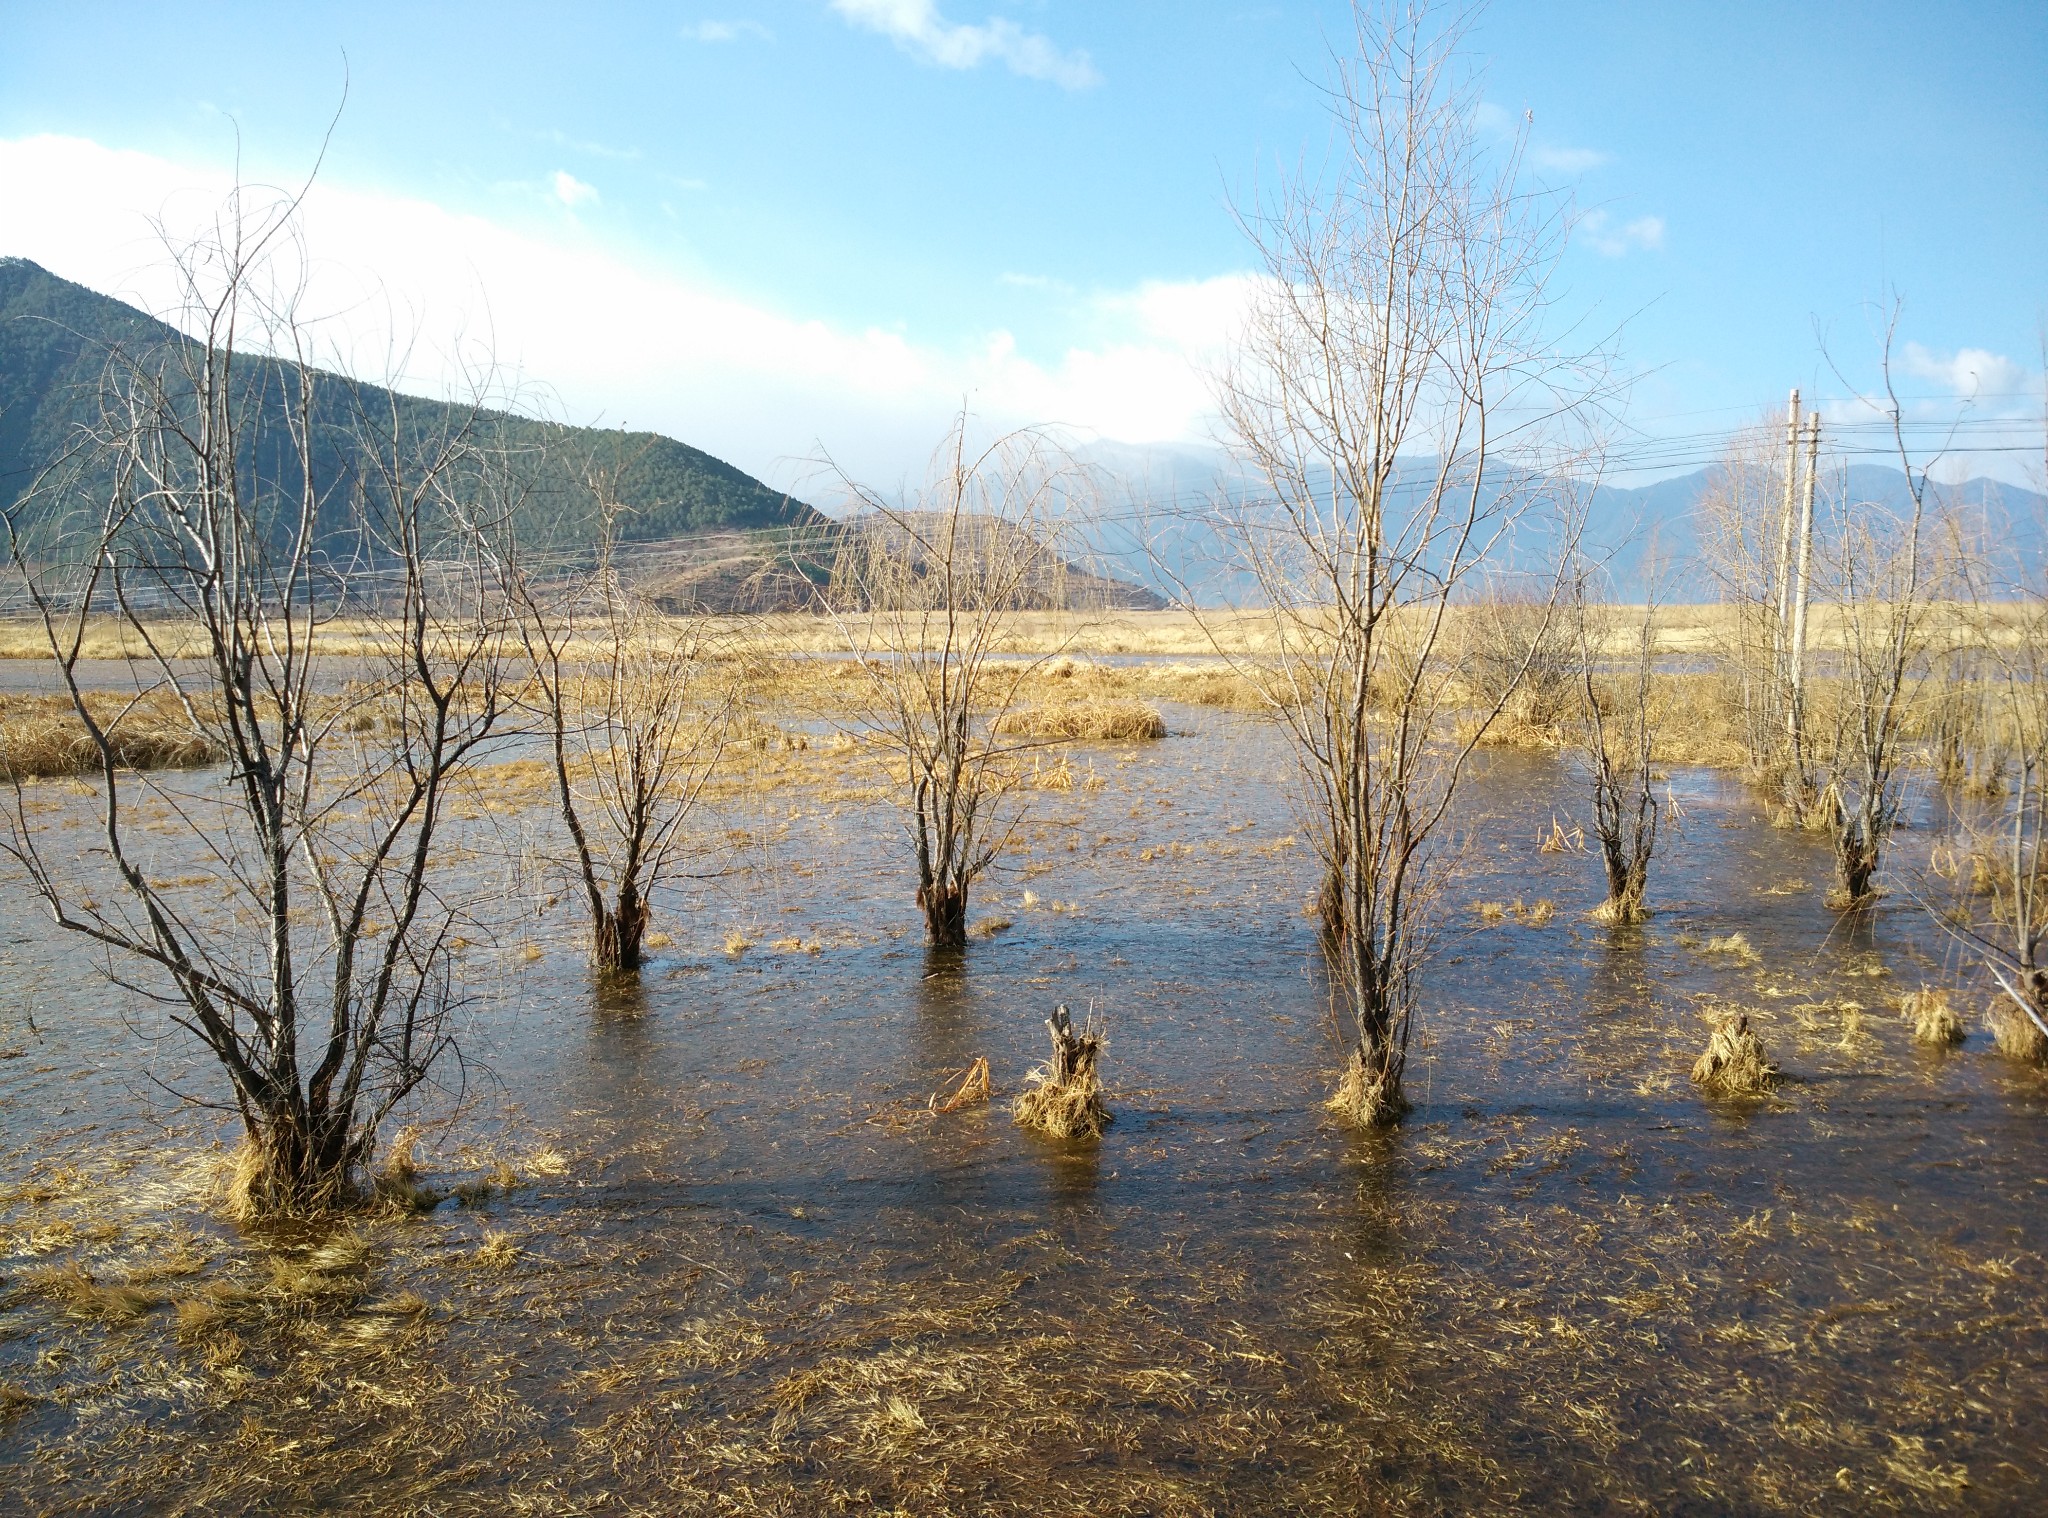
[0,705,2044,1513]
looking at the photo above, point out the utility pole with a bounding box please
[1786,410,1822,777]
[1773,388,1802,676]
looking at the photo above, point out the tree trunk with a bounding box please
[232,1096,363,1216]
[1315,860,1347,950]
[1835,829,1879,906]
[918,879,968,949]
[594,880,649,972]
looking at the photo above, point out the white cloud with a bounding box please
[0,134,1230,492]
[1901,341,2028,402]
[830,0,1100,89]
[551,170,599,208]
[683,19,773,43]
[1578,209,1664,257]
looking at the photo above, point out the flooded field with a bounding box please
[2,697,2044,1515]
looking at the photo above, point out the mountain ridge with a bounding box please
[0,257,825,546]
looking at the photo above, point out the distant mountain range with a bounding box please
[1073,440,2047,603]
[11,258,2033,612]
[0,258,824,552]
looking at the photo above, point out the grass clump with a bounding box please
[1901,988,1965,1047]
[1699,932,1761,964]
[936,1057,993,1113]
[0,692,222,779]
[1013,1005,1111,1139]
[1325,1046,1409,1129]
[468,1231,520,1269]
[1986,999,2048,1062]
[993,698,1166,742]
[1690,1011,1781,1098]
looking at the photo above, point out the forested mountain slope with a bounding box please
[0,257,823,547]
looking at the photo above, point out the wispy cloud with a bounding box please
[1578,209,1664,257]
[831,0,1101,89]
[683,19,773,43]
[1475,101,1608,177]
[1529,144,1609,175]
[551,170,600,208]
[510,124,641,162]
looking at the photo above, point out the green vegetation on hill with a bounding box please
[0,257,822,548]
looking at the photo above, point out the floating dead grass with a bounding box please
[1699,932,1762,965]
[1013,1006,1110,1139]
[22,1260,165,1321]
[1690,1011,1781,1098]
[1900,988,1965,1047]
[370,1126,445,1214]
[935,1057,993,1113]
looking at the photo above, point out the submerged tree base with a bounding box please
[1690,1012,1781,1098]
[1590,893,1650,925]
[1324,1046,1409,1129]
[219,1140,361,1225]
[1987,999,2048,1063]
[1013,1005,1110,1139]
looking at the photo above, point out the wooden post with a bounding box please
[1787,412,1822,765]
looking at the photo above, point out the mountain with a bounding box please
[1075,441,2047,604]
[0,257,824,549]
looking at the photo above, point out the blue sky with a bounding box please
[0,1,2041,491]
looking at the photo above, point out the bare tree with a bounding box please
[1213,1,1593,1126]
[1696,413,1800,784]
[1568,561,1661,922]
[505,469,735,975]
[1,189,514,1215]
[1933,337,2048,1038]
[1816,307,1954,907]
[825,416,1083,949]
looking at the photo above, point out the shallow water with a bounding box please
[1,700,2044,1515]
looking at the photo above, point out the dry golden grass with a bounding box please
[1699,932,1762,965]
[1690,1011,1781,1098]
[936,1057,993,1113]
[370,1127,444,1215]
[0,692,221,778]
[1986,999,2048,1062]
[1901,989,1966,1047]
[23,1260,165,1321]
[993,696,1167,742]
[1013,1012,1111,1139]
[1325,1046,1408,1129]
